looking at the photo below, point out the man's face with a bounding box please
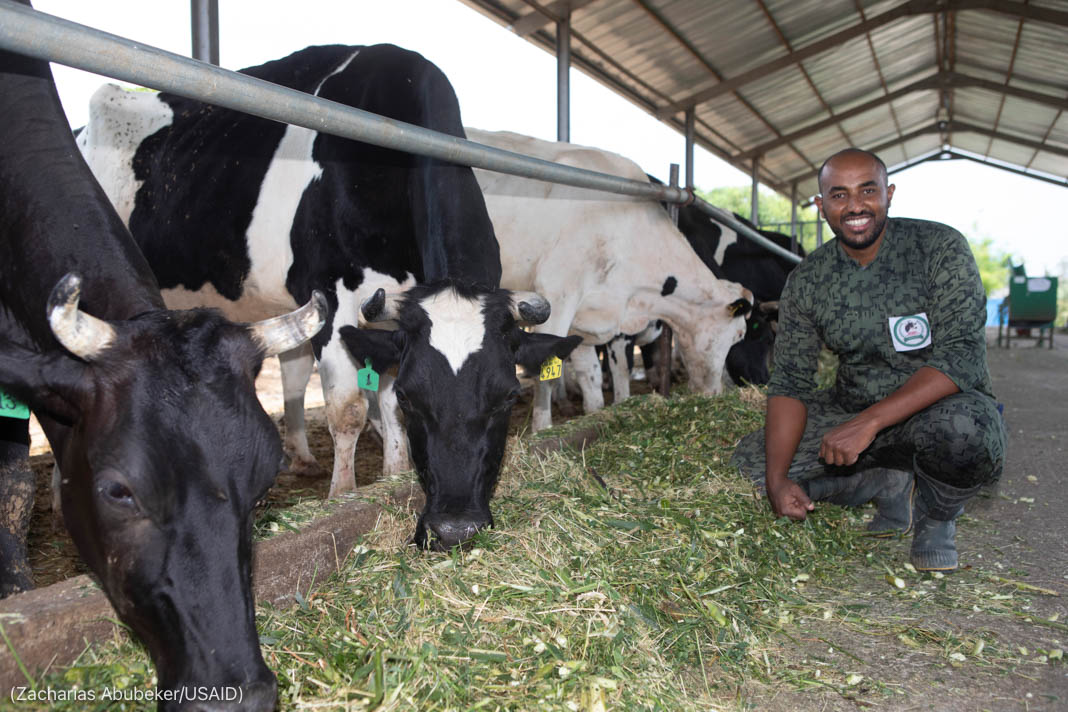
[815,153,895,254]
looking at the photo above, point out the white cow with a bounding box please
[466,128,751,431]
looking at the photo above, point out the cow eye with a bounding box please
[98,480,137,509]
[394,389,411,410]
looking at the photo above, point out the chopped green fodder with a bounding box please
[19,390,1063,711]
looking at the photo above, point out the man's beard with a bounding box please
[832,212,887,251]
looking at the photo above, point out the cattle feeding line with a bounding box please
[0,0,800,266]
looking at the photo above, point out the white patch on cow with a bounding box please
[713,222,738,265]
[421,290,486,375]
[243,50,361,310]
[77,85,174,224]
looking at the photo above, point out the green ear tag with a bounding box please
[539,355,562,381]
[357,359,380,392]
[0,389,30,420]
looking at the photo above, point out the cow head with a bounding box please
[0,274,326,710]
[726,301,779,386]
[339,281,580,551]
[626,279,752,396]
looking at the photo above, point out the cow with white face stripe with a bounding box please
[77,43,578,549]
[342,283,577,549]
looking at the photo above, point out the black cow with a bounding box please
[0,6,324,707]
[78,44,579,550]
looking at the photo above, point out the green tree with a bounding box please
[963,236,1010,297]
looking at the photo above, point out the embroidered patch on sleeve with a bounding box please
[888,313,932,352]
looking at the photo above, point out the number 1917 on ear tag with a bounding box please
[357,359,379,392]
[0,389,30,420]
[539,355,562,381]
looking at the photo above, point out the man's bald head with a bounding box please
[817,149,888,195]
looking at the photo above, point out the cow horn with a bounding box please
[360,288,405,323]
[758,300,779,313]
[250,291,328,356]
[48,273,117,361]
[510,291,551,325]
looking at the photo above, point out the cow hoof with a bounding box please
[279,456,327,478]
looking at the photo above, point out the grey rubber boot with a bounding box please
[802,468,915,536]
[911,470,983,572]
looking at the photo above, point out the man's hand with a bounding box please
[819,414,879,466]
[766,478,814,521]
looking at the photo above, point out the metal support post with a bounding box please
[658,163,680,398]
[790,181,798,254]
[556,8,571,142]
[684,108,695,189]
[190,0,218,65]
[750,156,760,225]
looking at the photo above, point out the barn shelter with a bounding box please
[459,0,1068,208]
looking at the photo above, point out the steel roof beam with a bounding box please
[657,0,1068,118]
[511,0,600,37]
[786,119,1068,186]
[734,70,1068,161]
[899,150,1067,188]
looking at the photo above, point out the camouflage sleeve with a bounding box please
[924,228,988,392]
[766,268,822,402]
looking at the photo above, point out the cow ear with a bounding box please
[515,333,582,373]
[0,345,89,424]
[337,326,402,372]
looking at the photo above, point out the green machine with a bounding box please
[997,262,1058,348]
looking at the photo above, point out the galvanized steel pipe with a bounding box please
[0,0,800,265]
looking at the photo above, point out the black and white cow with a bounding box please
[0,8,324,707]
[78,44,578,550]
[676,208,802,385]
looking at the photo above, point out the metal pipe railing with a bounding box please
[0,0,801,265]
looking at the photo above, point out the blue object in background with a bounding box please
[986,297,1005,327]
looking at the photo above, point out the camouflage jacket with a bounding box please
[767,217,994,412]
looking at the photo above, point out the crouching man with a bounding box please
[730,148,1006,572]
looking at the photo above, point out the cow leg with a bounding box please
[278,343,325,477]
[569,345,605,414]
[51,463,62,527]
[606,337,632,404]
[0,417,34,596]
[374,373,411,475]
[318,340,369,498]
[533,379,554,432]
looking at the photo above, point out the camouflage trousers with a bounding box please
[730,390,1006,490]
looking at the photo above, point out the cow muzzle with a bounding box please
[418,511,492,551]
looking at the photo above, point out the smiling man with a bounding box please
[730,148,1006,572]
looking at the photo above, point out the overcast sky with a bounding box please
[33,0,1068,280]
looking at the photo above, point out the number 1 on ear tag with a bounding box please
[539,355,562,381]
[357,359,379,392]
[0,388,30,420]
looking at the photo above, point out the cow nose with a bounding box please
[174,678,277,712]
[423,512,491,551]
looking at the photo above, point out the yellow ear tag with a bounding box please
[539,355,562,381]
[0,389,29,420]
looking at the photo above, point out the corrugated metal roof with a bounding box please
[457,0,1068,201]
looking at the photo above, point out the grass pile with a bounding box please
[14,388,1064,710]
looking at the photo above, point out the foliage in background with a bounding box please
[964,234,1011,297]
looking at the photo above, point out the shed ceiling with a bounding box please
[457,0,1068,201]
